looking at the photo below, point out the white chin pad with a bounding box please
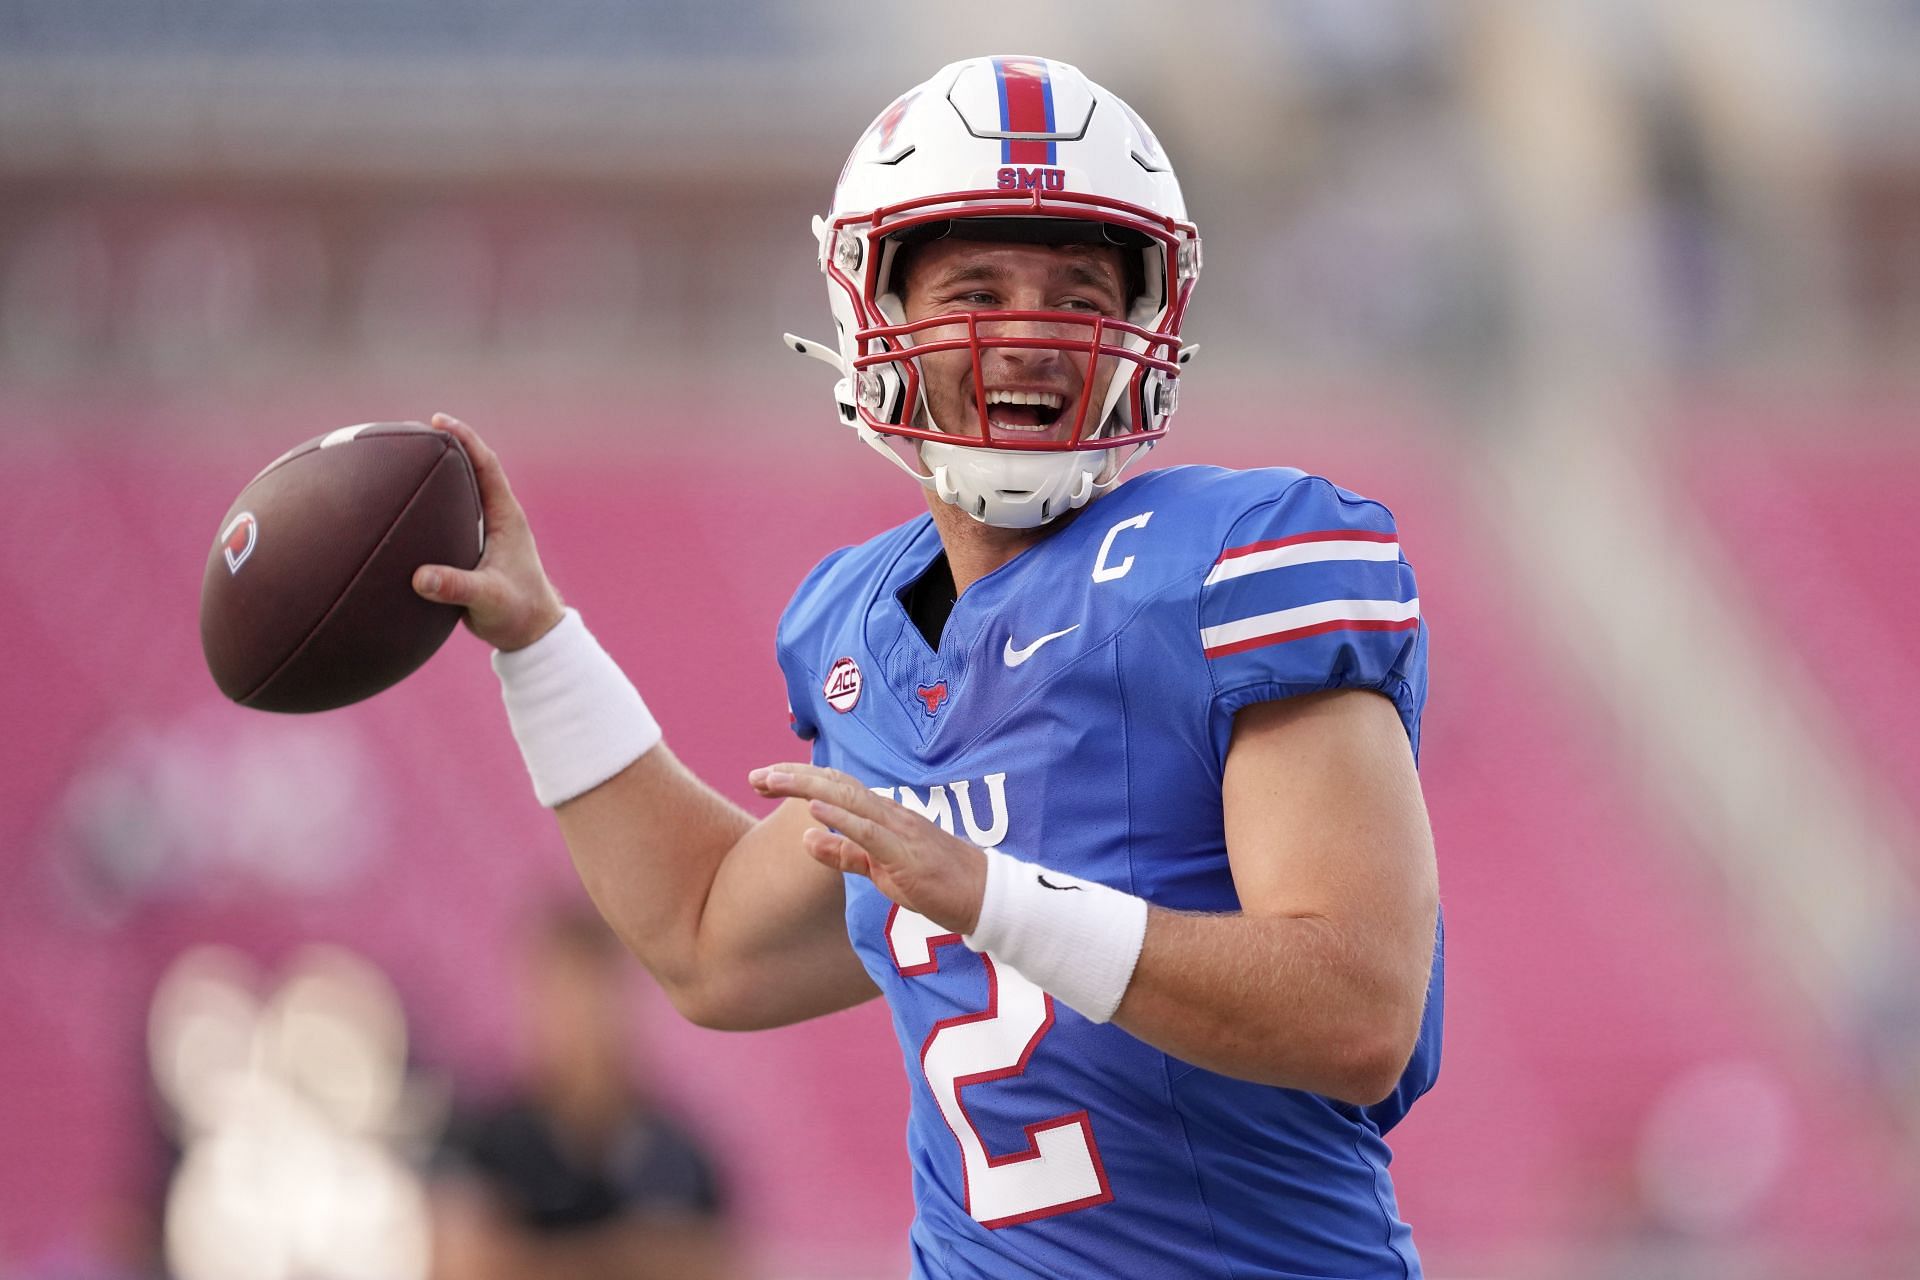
[921,440,1105,529]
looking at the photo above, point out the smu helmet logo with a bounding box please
[997,166,1066,192]
[221,512,258,574]
[914,681,949,716]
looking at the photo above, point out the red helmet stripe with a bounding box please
[994,57,1057,165]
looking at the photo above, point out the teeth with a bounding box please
[985,390,1065,409]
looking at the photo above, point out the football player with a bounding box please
[416,55,1441,1280]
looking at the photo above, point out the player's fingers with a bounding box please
[429,413,496,473]
[804,826,873,878]
[751,764,882,816]
[751,762,822,784]
[431,412,523,525]
[413,562,485,607]
[760,767,933,841]
[750,764,833,798]
[806,799,897,862]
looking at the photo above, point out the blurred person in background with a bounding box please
[430,901,733,1280]
[414,55,1439,1280]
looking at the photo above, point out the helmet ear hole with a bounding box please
[876,237,912,311]
[1124,251,1154,322]
[882,238,917,306]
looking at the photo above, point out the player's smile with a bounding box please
[970,382,1081,442]
[933,347,1103,446]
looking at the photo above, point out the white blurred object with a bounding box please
[267,946,413,1137]
[148,945,263,1134]
[56,704,387,918]
[151,944,431,1280]
[1636,1058,1795,1235]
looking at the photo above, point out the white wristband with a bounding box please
[963,848,1149,1024]
[492,609,662,807]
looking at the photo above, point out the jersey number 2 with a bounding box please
[887,904,1113,1228]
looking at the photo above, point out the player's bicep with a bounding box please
[696,797,879,1028]
[1221,690,1436,1002]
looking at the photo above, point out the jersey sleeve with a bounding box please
[776,619,821,744]
[1199,475,1427,754]
[776,545,860,745]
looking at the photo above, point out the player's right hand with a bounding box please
[411,413,568,653]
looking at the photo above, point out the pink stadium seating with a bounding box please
[1678,412,1920,837]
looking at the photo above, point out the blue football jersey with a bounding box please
[777,465,1440,1280]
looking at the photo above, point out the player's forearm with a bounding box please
[1113,902,1435,1104]
[557,750,873,1029]
[555,745,755,1002]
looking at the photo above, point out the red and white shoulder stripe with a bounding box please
[1200,529,1418,659]
[1203,529,1401,585]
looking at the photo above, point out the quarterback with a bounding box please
[417,55,1441,1280]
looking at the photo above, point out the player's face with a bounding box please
[899,239,1130,445]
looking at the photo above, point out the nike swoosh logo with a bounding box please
[1003,625,1081,668]
[1036,874,1084,891]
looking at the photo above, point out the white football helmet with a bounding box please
[785,55,1201,529]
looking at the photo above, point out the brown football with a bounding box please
[199,422,484,713]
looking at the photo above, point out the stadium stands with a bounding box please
[1677,410,1920,837]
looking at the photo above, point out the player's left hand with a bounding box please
[749,763,988,935]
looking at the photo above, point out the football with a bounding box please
[199,422,484,713]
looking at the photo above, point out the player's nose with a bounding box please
[980,316,1075,362]
[981,334,1084,396]
[979,307,1078,340]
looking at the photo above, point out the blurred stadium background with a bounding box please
[2,1,1918,1276]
